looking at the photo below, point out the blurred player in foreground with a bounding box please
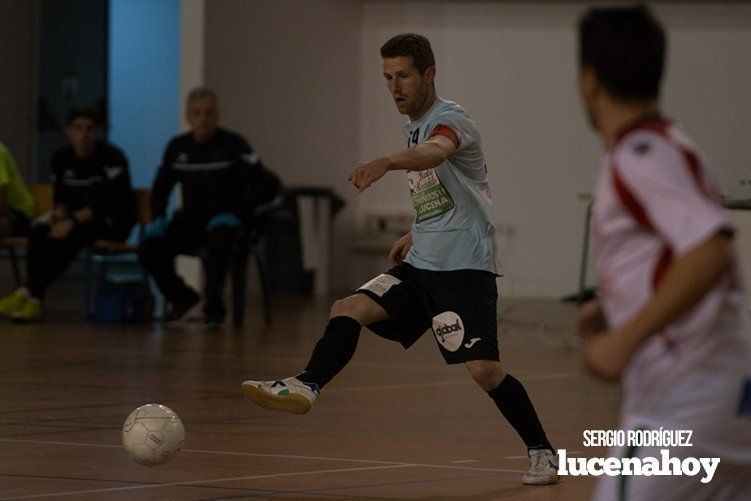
[576,5,751,500]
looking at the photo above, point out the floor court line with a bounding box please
[0,464,416,500]
[0,439,576,463]
[324,372,576,394]
[0,437,530,472]
[0,438,419,465]
[0,463,527,500]
[225,472,515,499]
[0,439,546,499]
[280,471,516,499]
[0,373,576,419]
[2,470,515,501]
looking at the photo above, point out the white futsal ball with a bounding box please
[122,404,185,466]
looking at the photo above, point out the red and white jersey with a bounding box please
[592,116,751,461]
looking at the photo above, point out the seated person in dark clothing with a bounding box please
[139,87,269,328]
[0,107,136,321]
[0,141,34,238]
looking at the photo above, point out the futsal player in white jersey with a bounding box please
[576,6,751,500]
[242,33,559,485]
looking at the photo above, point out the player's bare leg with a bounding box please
[241,294,388,414]
[466,359,560,485]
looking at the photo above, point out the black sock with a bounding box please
[296,316,361,389]
[487,374,554,452]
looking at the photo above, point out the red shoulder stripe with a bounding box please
[429,125,459,149]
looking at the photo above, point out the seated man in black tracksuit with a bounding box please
[0,107,136,321]
[139,88,269,327]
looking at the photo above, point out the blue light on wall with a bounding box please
[108,0,180,189]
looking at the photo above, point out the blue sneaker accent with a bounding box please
[301,381,320,395]
[271,380,290,396]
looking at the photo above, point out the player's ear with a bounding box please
[580,65,599,99]
[424,66,436,85]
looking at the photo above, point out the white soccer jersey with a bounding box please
[592,116,751,461]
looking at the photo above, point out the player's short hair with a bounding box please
[578,5,665,101]
[380,33,435,75]
[187,87,218,107]
[66,106,103,126]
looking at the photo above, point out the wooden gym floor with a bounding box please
[0,282,619,500]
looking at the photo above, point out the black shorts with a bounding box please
[355,262,499,364]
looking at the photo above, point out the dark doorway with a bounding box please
[36,0,108,181]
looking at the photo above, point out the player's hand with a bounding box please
[348,157,391,193]
[581,330,633,381]
[73,207,94,224]
[388,232,413,265]
[50,204,68,223]
[576,299,607,339]
[49,218,74,239]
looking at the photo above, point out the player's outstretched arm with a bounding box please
[388,232,413,265]
[349,135,456,192]
[583,231,734,380]
[576,299,607,338]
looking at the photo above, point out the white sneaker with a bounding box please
[241,377,319,415]
[522,449,560,485]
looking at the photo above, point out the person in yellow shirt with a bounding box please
[0,142,34,238]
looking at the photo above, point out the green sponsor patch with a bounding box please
[413,184,454,222]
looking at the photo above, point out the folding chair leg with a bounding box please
[9,246,22,287]
[84,250,94,320]
[255,253,272,325]
[231,253,248,327]
[84,247,140,321]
